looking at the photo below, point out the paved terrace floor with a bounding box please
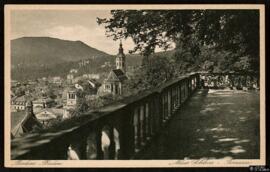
[140,89,260,160]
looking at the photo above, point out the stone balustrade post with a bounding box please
[108,127,116,159]
[158,93,163,130]
[179,82,182,105]
[95,128,104,159]
[168,88,171,118]
[133,107,141,152]
[145,102,151,140]
[140,104,146,145]
[149,100,155,136]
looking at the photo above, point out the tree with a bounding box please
[123,55,175,95]
[194,10,259,72]
[97,10,259,73]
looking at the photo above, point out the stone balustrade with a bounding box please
[11,72,258,160]
[199,72,259,90]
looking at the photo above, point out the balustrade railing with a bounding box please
[11,72,258,160]
[199,72,259,90]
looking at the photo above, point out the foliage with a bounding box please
[97,10,259,73]
[86,93,121,110]
[123,55,175,95]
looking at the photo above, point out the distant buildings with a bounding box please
[11,80,20,88]
[79,59,90,67]
[70,69,78,74]
[101,61,112,68]
[99,42,128,95]
[11,101,42,138]
[82,73,100,80]
[35,108,63,126]
[67,74,74,84]
[10,41,134,138]
[11,95,27,112]
[63,87,77,119]
[32,97,55,109]
[48,76,63,85]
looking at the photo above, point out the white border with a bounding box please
[4,4,266,168]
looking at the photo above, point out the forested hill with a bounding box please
[11,37,146,81]
[11,37,110,66]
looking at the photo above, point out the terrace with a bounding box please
[11,72,260,160]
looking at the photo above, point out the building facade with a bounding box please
[63,88,77,119]
[11,96,26,112]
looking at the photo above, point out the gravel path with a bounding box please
[140,89,260,160]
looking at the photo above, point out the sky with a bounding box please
[10,9,136,55]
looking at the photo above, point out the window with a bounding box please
[106,85,110,89]
[69,93,76,99]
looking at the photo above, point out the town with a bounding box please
[11,42,130,137]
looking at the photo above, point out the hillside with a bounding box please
[11,37,174,81]
[10,37,144,80]
[11,37,110,66]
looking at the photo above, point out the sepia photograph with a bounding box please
[4,4,265,167]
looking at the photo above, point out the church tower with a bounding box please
[116,41,126,73]
[66,90,77,107]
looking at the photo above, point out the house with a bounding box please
[11,95,27,112]
[67,74,74,84]
[70,69,78,74]
[11,101,42,138]
[82,74,100,80]
[32,97,55,109]
[11,80,20,88]
[35,108,64,126]
[101,61,112,68]
[88,79,101,89]
[27,80,38,85]
[79,59,90,67]
[49,76,63,85]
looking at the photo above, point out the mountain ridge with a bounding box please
[11,37,111,66]
[11,36,144,80]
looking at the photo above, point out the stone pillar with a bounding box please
[167,89,171,118]
[158,93,163,131]
[96,129,104,159]
[133,107,140,152]
[172,87,175,111]
[78,136,87,160]
[183,81,186,101]
[119,83,122,95]
[179,83,181,105]
[149,100,154,136]
[145,102,151,140]
[108,127,116,159]
[86,132,97,159]
[175,86,178,106]
[113,84,116,95]
[140,104,146,146]
[162,92,167,122]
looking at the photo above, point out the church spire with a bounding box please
[118,40,124,54]
[116,40,126,73]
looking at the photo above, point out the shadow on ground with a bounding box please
[140,89,260,160]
